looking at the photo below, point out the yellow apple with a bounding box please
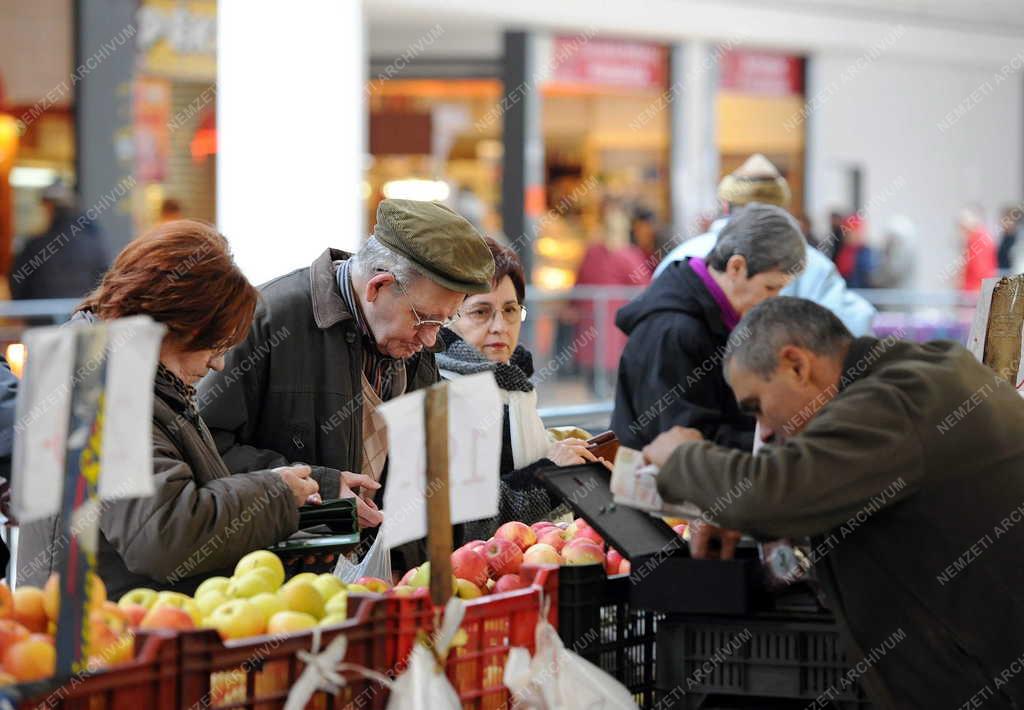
[455,578,483,600]
[194,577,231,599]
[390,586,416,597]
[324,593,348,619]
[248,593,286,623]
[281,573,317,590]
[276,582,324,620]
[226,571,275,599]
[319,613,347,628]
[312,574,345,602]
[345,584,369,593]
[118,588,158,611]
[154,592,203,626]
[234,551,286,591]
[267,611,317,635]
[207,599,266,640]
[196,591,229,619]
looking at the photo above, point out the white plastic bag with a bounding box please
[333,529,392,584]
[504,616,637,709]
[385,597,466,710]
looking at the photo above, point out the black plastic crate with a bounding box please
[655,614,873,709]
[558,563,663,708]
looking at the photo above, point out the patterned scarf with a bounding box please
[336,259,399,400]
[155,362,199,422]
[437,328,534,393]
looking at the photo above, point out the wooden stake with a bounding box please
[425,382,453,605]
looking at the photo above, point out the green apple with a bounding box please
[234,551,286,590]
[312,574,346,602]
[267,610,318,635]
[248,593,286,624]
[206,599,266,640]
[196,590,229,618]
[324,592,348,618]
[226,570,275,599]
[194,576,231,599]
[277,581,324,619]
[407,563,457,590]
[118,588,158,610]
[154,591,202,625]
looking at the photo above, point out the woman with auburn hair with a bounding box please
[17,220,375,597]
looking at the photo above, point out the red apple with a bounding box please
[484,538,523,578]
[463,540,487,554]
[562,539,605,566]
[673,523,688,537]
[530,521,554,534]
[606,549,624,576]
[523,543,562,566]
[494,522,537,552]
[140,605,194,631]
[451,547,489,588]
[619,559,632,575]
[355,577,391,593]
[493,574,528,594]
[120,604,148,628]
[571,520,604,547]
[537,528,568,552]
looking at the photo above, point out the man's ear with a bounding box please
[364,272,394,304]
[778,345,812,384]
[726,254,748,280]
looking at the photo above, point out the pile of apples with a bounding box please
[117,551,377,641]
[0,572,134,686]
[395,518,630,600]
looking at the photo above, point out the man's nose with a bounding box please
[417,326,439,348]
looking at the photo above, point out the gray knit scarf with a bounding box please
[437,328,534,393]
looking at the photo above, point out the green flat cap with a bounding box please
[373,199,495,294]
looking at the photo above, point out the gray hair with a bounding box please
[707,203,806,278]
[350,236,423,287]
[724,297,853,380]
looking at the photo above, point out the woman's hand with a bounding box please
[546,438,599,467]
[276,465,319,507]
[340,471,384,528]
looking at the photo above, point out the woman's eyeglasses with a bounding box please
[461,303,527,326]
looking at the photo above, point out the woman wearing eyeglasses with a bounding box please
[438,237,599,535]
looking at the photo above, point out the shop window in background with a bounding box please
[717,49,807,217]
[133,0,217,232]
[365,80,505,240]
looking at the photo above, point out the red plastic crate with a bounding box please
[6,631,179,710]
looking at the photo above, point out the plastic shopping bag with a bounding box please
[504,614,637,709]
[385,597,466,710]
[333,528,392,584]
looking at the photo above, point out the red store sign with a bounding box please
[719,49,804,96]
[550,36,667,91]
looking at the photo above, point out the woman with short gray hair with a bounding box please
[612,202,806,451]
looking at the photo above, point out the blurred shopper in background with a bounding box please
[629,205,661,277]
[572,200,654,391]
[835,214,875,289]
[794,212,822,251]
[959,205,997,291]
[159,198,184,223]
[996,204,1021,274]
[9,179,110,302]
[824,210,846,261]
[613,203,806,450]
[655,154,876,335]
[870,215,916,289]
[440,237,590,538]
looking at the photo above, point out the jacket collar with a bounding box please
[307,247,444,354]
[310,248,354,330]
[837,336,893,392]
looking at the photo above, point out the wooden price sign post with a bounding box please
[11,318,164,676]
[378,371,502,606]
[424,383,453,605]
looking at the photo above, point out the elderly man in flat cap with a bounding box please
[655,154,876,336]
[198,200,495,534]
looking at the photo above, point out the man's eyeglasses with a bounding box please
[387,272,461,330]
[461,303,528,327]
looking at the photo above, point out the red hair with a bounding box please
[79,220,257,352]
